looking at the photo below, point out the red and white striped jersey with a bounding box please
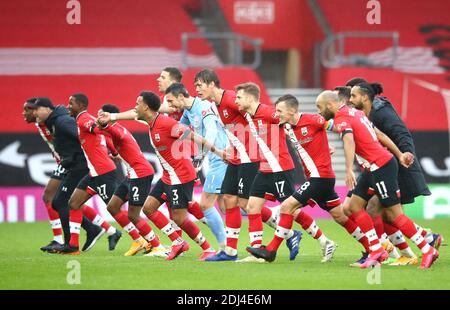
[284,114,335,179]
[35,122,61,164]
[76,111,116,177]
[334,105,393,171]
[148,113,196,185]
[244,104,294,173]
[213,90,259,164]
[104,122,154,179]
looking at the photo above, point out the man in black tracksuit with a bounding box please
[366,95,431,202]
[344,80,441,266]
[346,79,431,204]
[28,98,104,252]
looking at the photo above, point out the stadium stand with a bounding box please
[0,68,271,133]
[0,0,209,51]
[317,0,450,131]
[0,0,220,75]
[0,0,271,132]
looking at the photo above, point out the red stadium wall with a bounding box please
[217,0,325,86]
[324,67,449,131]
[1,67,271,133]
[317,0,450,48]
[218,0,323,50]
[325,67,450,186]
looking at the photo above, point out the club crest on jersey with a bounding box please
[223,109,229,118]
[301,127,308,136]
[155,133,160,142]
[85,120,94,130]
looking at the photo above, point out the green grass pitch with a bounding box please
[0,219,448,290]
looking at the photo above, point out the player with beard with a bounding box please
[316,90,438,269]
[247,94,368,263]
[346,80,441,266]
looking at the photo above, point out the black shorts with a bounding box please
[351,171,376,201]
[292,178,341,211]
[353,158,401,208]
[397,173,417,205]
[77,170,118,204]
[114,175,153,206]
[150,179,194,210]
[397,162,431,205]
[221,162,260,199]
[346,173,361,198]
[51,164,67,180]
[249,170,296,202]
[53,166,89,210]
[114,180,129,202]
[350,164,424,206]
[349,164,430,206]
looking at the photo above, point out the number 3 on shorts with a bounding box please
[172,189,179,202]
